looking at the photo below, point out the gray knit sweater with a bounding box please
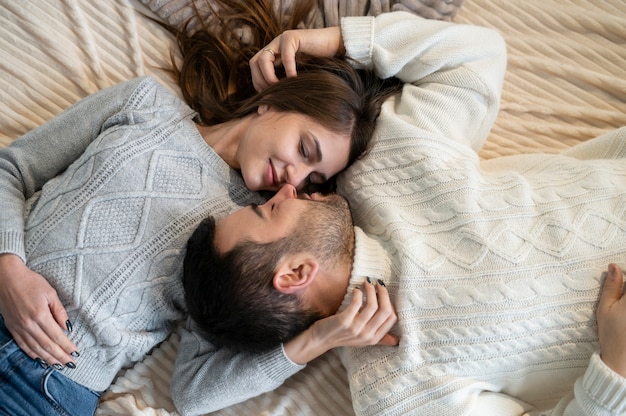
[0,75,266,391]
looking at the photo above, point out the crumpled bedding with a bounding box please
[0,0,624,415]
[145,0,463,32]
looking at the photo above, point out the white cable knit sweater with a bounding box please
[336,12,626,416]
[170,12,510,415]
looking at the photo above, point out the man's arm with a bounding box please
[251,12,507,152]
[171,281,397,415]
[467,264,626,416]
[342,11,507,152]
[564,263,626,415]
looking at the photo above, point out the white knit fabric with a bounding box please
[332,8,626,416]
[336,34,626,415]
[340,131,626,414]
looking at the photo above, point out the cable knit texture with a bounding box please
[339,131,626,414]
[335,14,626,414]
[326,10,626,416]
[0,76,266,392]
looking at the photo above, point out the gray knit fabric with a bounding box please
[141,0,464,38]
[0,76,265,391]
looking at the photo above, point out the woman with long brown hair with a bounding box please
[165,0,400,193]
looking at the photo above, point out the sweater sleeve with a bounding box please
[563,352,626,415]
[341,12,507,151]
[170,318,305,415]
[0,76,149,261]
[467,352,626,416]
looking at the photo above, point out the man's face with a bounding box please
[214,184,350,253]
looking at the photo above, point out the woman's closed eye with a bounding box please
[299,133,325,185]
[307,172,324,185]
[299,138,309,160]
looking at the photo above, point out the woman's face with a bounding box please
[236,106,351,192]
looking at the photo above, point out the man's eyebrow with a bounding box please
[250,203,264,220]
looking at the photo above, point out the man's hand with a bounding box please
[597,263,626,377]
[0,253,78,368]
[284,279,398,365]
[249,26,343,92]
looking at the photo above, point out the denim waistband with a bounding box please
[0,314,13,346]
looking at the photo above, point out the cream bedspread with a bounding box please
[0,0,624,415]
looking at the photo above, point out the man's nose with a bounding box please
[272,184,298,201]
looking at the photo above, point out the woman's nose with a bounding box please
[284,164,308,190]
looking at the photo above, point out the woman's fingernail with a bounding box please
[377,279,386,287]
[65,362,76,369]
[366,277,372,284]
[35,358,49,369]
[53,363,64,371]
[66,320,73,333]
[71,351,80,358]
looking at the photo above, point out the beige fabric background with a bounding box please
[0,0,624,415]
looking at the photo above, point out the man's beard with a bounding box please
[319,193,351,216]
[296,193,354,262]
[298,192,351,216]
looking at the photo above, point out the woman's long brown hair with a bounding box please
[160,0,402,190]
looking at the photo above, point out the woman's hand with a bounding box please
[0,253,78,368]
[597,263,626,377]
[284,279,398,365]
[250,26,344,92]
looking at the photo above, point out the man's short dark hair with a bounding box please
[182,217,324,353]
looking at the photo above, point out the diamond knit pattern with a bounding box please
[83,197,145,248]
[16,77,261,392]
[152,154,203,194]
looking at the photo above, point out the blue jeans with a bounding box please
[0,316,101,416]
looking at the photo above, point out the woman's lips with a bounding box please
[268,159,278,187]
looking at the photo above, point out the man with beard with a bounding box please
[184,159,626,415]
[178,9,626,416]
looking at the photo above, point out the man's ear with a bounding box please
[273,254,319,295]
